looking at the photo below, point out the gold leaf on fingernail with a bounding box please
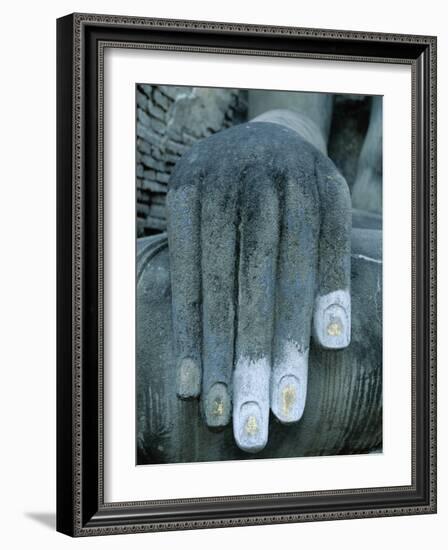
[281,385,297,416]
[245,415,258,435]
[327,321,342,336]
[212,399,224,417]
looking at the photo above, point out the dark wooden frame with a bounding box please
[57,13,437,536]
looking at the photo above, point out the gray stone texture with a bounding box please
[351,96,383,212]
[136,220,382,463]
[136,84,248,236]
[166,121,352,443]
[248,90,334,140]
[136,87,380,237]
[327,95,371,190]
[167,122,305,365]
[135,89,382,457]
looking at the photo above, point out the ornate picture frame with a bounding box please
[56,13,437,536]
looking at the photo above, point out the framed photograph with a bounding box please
[56,13,437,536]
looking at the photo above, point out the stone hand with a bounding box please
[166,119,351,452]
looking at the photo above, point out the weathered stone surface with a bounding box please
[135,89,380,452]
[248,90,334,140]
[351,96,383,212]
[136,122,162,147]
[148,117,166,136]
[141,179,167,193]
[148,204,166,219]
[159,85,186,100]
[137,189,150,202]
[153,88,170,110]
[164,153,180,165]
[352,208,382,230]
[165,139,188,156]
[140,154,164,172]
[137,107,151,127]
[252,109,328,155]
[147,100,166,122]
[327,95,370,189]
[137,137,152,155]
[155,172,170,184]
[142,169,156,180]
[135,87,381,236]
[144,216,167,230]
[137,217,146,236]
[181,133,199,146]
[136,222,382,463]
[151,147,163,161]
[137,202,150,216]
[140,84,153,97]
[166,120,351,450]
[136,84,248,235]
[136,90,148,110]
[151,193,166,205]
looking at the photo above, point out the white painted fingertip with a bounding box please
[233,357,270,453]
[176,358,201,399]
[271,341,308,424]
[313,290,351,349]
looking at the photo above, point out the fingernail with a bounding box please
[233,356,270,453]
[273,375,302,423]
[235,401,268,453]
[271,341,308,423]
[321,304,349,348]
[204,383,231,427]
[314,290,351,349]
[176,358,201,399]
